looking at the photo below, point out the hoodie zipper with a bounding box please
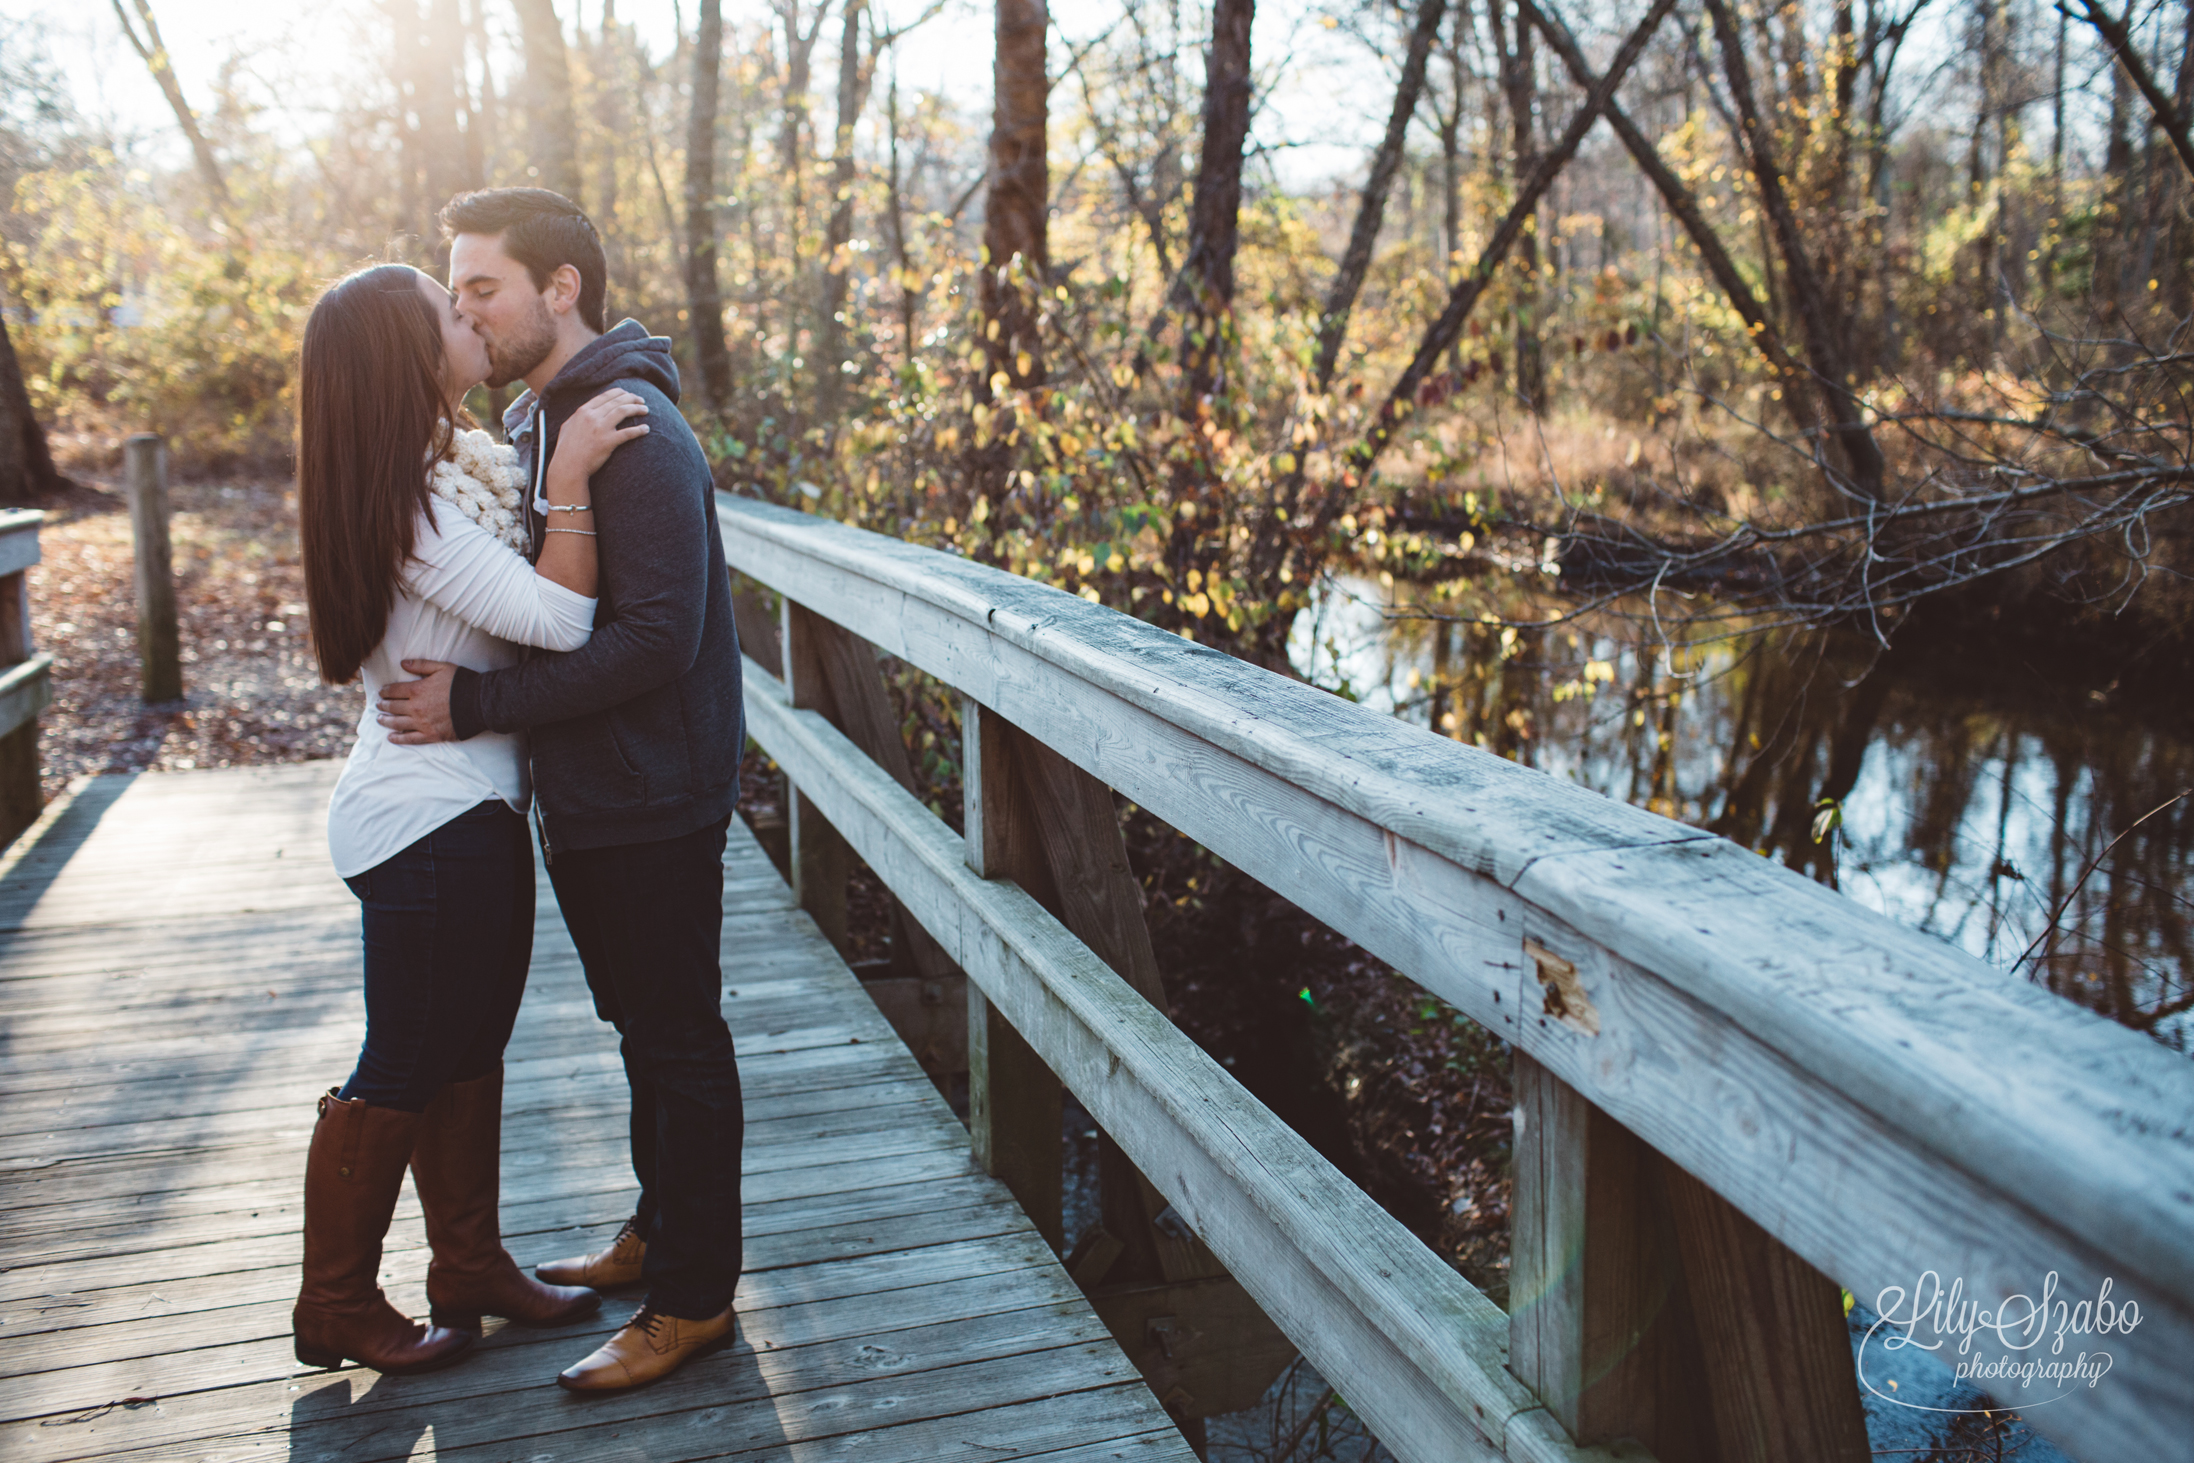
[524,402,553,866]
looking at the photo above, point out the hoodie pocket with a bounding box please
[541,715,648,814]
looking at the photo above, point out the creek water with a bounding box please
[1278,574,2186,1459]
[1290,574,2193,1053]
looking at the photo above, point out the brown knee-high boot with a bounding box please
[294,1091,474,1373]
[410,1067,599,1331]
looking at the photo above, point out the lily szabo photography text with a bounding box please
[0,1,2189,1461]
[1860,1272,2145,1416]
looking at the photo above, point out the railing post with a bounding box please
[962,698,1065,1251]
[1510,1049,1708,1453]
[0,509,47,848]
[123,434,182,704]
[782,600,852,954]
[963,698,1291,1433]
[1510,1048,1870,1460]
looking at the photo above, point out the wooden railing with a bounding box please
[717,493,2192,1463]
[0,508,50,849]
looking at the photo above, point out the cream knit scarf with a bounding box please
[428,424,529,554]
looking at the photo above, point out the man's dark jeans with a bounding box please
[547,814,743,1319]
[339,800,532,1113]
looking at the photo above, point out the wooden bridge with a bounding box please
[0,498,2189,1462]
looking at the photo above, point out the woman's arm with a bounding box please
[533,388,648,600]
[404,511,598,651]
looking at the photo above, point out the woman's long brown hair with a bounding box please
[296,265,455,684]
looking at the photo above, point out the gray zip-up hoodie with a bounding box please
[447,320,743,853]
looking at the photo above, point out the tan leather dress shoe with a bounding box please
[536,1216,646,1289]
[556,1304,735,1392]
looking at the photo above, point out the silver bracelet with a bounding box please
[543,502,593,513]
[546,527,597,537]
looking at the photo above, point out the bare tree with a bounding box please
[1702,0,1888,499]
[1329,0,1680,505]
[817,0,872,417]
[1311,0,1448,392]
[983,0,1049,396]
[108,0,236,236]
[2064,0,2194,183]
[512,0,583,203]
[685,0,733,421]
[1176,0,1255,409]
[1487,0,1545,410]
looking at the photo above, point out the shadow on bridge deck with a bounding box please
[0,762,1190,1463]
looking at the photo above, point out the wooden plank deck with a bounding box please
[0,762,1195,1463]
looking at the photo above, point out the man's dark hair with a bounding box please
[439,187,608,333]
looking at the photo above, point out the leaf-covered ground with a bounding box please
[27,473,353,801]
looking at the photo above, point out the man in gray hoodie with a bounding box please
[378,188,744,1391]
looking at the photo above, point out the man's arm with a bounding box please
[455,381,714,736]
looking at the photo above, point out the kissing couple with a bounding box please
[290,187,745,1393]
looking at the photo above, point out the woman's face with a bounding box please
[415,271,491,404]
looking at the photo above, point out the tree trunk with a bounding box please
[108,0,238,238]
[886,73,920,370]
[1490,0,1545,412]
[983,0,1049,396]
[685,0,733,421]
[0,310,60,506]
[513,0,584,203]
[1177,0,1255,408]
[1310,0,1447,392]
[592,2,630,291]
[1970,0,2000,327]
[818,0,873,418]
[777,0,830,343]
[1704,0,1887,499]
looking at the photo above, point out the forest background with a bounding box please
[2,0,2192,1345]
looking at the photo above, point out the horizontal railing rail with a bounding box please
[0,509,49,850]
[717,493,2192,1463]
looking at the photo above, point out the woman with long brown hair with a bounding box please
[292,263,645,1375]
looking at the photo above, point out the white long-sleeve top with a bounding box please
[325,503,597,878]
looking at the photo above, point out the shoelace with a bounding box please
[628,1305,672,1348]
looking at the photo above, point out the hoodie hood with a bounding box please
[501,319,681,437]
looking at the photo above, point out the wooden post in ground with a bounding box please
[961,698,1065,1251]
[0,510,47,848]
[123,435,182,703]
[1509,1048,1870,1460]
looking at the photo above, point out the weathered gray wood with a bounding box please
[720,494,2194,1463]
[961,699,1066,1254]
[783,600,852,954]
[0,520,40,844]
[0,510,41,581]
[1509,1052,1708,1457]
[0,760,1191,1463]
[744,662,1619,1463]
[967,701,1281,1414]
[121,436,181,704]
[1659,1158,1872,1462]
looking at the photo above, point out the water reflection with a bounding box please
[1290,576,2193,1052]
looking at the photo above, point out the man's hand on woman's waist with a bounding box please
[379,660,459,743]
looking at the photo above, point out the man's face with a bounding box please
[449,232,557,389]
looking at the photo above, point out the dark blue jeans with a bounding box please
[547,814,743,1320]
[339,800,533,1113]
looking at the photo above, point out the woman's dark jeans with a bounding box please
[546,814,743,1321]
[337,800,534,1113]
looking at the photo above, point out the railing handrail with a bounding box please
[718,492,2192,1461]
